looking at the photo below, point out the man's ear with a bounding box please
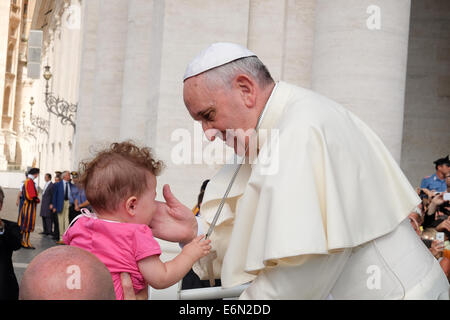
[125,196,138,217]
[234,74,257,109]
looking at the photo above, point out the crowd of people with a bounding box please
[15,170,90,248]
[408,155,450,281]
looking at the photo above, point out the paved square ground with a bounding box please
[1,188,59,284]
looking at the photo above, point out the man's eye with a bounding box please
[204,111,215,121]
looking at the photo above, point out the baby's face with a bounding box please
[134,173,158,225]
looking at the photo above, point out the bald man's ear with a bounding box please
[234,74,257,109]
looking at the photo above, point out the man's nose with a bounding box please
[203,125,220,142]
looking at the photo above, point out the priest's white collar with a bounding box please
[256,82,279,130]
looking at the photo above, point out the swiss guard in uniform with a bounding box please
[17,168,40,249]
[420,155,450,192]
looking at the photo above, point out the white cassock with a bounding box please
[192,81,449,299]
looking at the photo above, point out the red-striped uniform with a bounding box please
[18,178,40,248]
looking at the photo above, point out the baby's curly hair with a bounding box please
[78,141,163,213]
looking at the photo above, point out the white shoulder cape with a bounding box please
[196,82,420,288]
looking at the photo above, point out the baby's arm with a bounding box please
[138,235,211,289]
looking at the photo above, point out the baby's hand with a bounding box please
[182,235,211,262]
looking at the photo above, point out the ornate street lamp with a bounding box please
[43,65,77,132]
[29,96,49,135]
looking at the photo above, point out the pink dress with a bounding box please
[63,215,161,300]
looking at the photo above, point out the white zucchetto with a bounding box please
[183,42,256,81]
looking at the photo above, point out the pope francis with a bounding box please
[151,42,449,299]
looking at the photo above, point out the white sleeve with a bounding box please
[239,249,351,299]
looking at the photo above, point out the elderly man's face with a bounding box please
[183,75,258,155]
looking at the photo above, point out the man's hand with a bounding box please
[121,272,148,300]
[150,184,197,244]
[431,193,445,206]
[430,239,444,258]
[428,194,446,216]
[422,188,432,198]
[436,217,450,232]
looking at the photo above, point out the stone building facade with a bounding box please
[0,0,80,188]
[0,0,35,172]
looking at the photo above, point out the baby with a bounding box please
[63,141,211,299]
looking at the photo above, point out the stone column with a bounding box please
[90,0,128,145]
[282,0,316,88]
[247,0,287,81]
[400,0,450,186]
[0,1,11,102]
[119,0,154,143]
[74,0,128,165]
[247,0,316,88]
[311,0,411,163]
[73,0,100,165]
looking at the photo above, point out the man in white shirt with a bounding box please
[150,42,449,299]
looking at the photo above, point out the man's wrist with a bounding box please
[187,215,200,242]
[180,216,200,248]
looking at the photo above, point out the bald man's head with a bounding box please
[20,246,115,300]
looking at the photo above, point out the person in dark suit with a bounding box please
[68,171,80,224]
[0,186,22,300]
[52,171,72,244]
[50,174,61,240]
[39,173,54,236]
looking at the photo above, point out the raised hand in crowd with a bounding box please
[427,193,446,216]
[430,239,445,259]
[436,217,450,233]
